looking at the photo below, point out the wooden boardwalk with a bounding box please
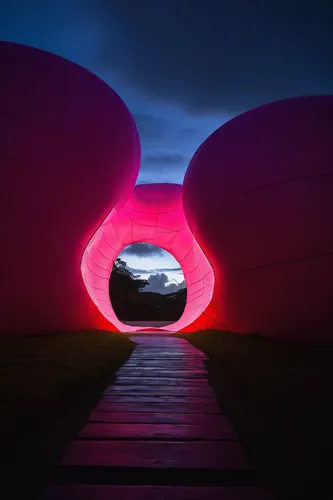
[43,336,273,499]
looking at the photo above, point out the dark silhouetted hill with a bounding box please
[110,258,186,323]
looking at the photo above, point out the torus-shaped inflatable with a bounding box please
[82,183,214,332]
[1,42,332,340]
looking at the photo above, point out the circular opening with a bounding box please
[109,243,187,329]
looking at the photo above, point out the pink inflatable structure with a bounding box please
[183,96,333,341]
[1,41,333,341]
[82,183,214,332]
[0,42,140,334]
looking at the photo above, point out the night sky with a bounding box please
[2,1,332,290]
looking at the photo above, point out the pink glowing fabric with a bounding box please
[2,42,333,342]
[183,96,333,341]
[81,184,214,332]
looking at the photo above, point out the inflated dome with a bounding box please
[0,42,140,335]
[183,96,333,341]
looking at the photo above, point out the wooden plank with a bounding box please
[95,402,221,414]
[88,412,228,425]
[79,422,238,440]
[114,377,209,385]
[100,395,217,405]
[60,440,251,470]
[44,485,274,500]
[103,385,215,397]
[116,370,208,379]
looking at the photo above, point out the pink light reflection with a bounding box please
[81,183,214,332]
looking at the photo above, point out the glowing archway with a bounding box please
[81,184,214,332]
[2,42,333,342]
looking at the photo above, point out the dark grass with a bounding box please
[0,331,135,499]
[181,330,333,499]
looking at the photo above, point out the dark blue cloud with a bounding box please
[143,272,186,294]
[122,243,164,257]
[144,153,186,167]
[89,0,333,114]
[130,267,182,274]
[3,1,331,188]
[133,113,171,140]
[0,1,229,186]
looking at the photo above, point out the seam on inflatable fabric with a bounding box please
[196,171,333,229]
[102,232,119,253]
[86,259,109,280]
[96,247,112,262]
[80,186,124,274]
[233,250,333,274]
[87,254,110,272]
[126,206,180,216]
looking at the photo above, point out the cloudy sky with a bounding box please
[2,1,332,185]
[2,1,332,290]
[120,243,185,294]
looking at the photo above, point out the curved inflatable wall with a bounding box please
[0,42,140,335]
[1,42,332,341]
[183,96,333,341]
[82,183,214,332]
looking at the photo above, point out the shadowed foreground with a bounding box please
[43,335,273,499]
[0,331,135,498]
[182,330,333,498]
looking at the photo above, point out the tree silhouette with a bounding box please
[111,258,149,295]
[109,257,186,323]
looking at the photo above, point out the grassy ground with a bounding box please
[181,330,333,499]
[0,331,135,499]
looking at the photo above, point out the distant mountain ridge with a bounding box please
[110,258,186,324]
[113,288,186,323]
